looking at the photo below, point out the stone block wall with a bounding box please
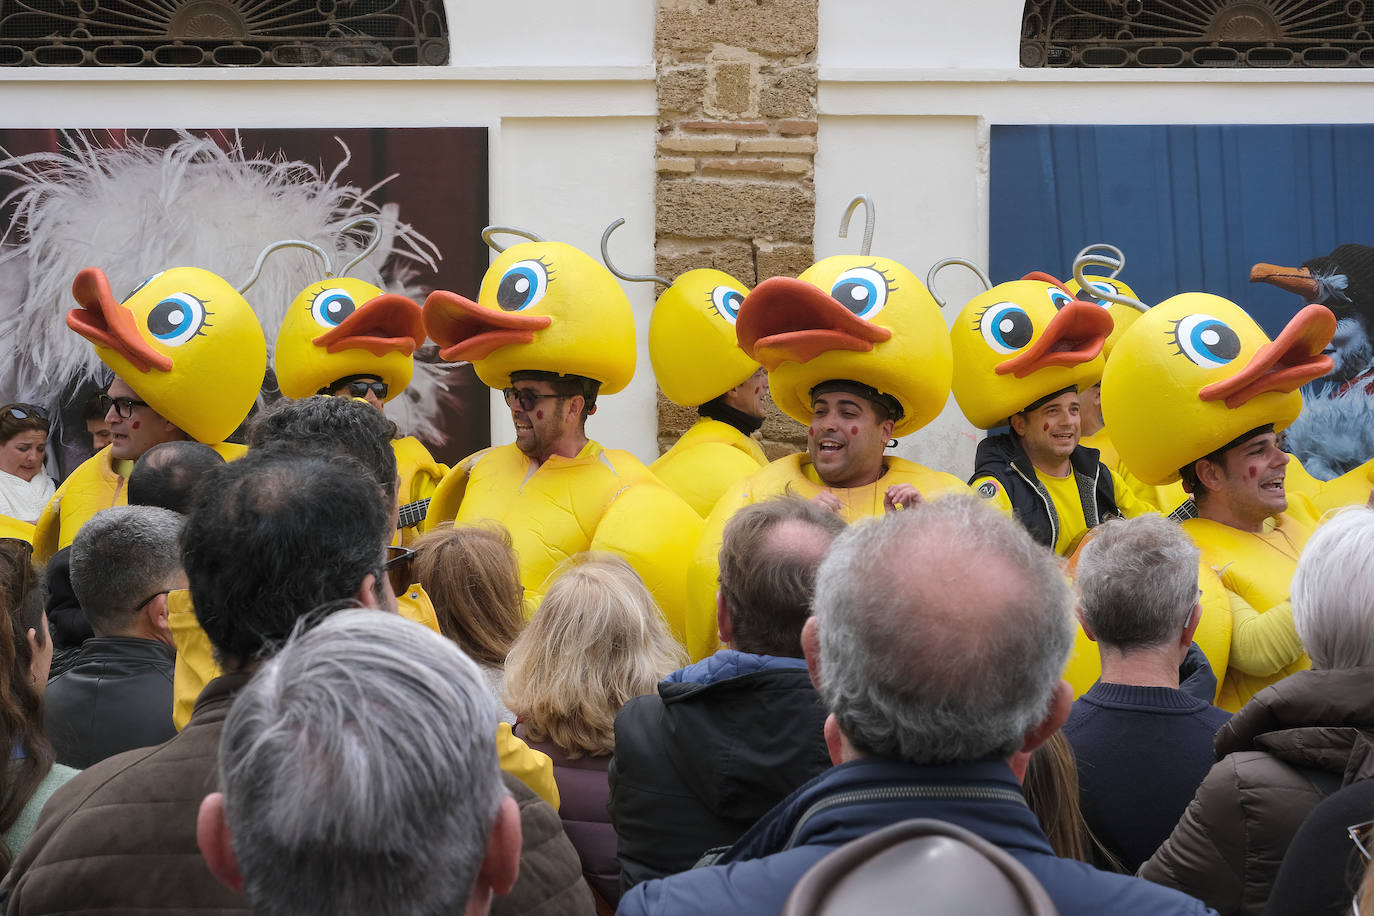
[654,0,819,458]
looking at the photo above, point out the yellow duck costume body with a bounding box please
[646,269,769,516]
[34,266,263,561]
[685,254,969,662]
[272,275,446,544]
[422,236,703,647]
[1101,293,1337,710]
[950,272,1149,557]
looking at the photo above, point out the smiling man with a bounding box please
[1177,425,1317,708]
[971,386,1147,556]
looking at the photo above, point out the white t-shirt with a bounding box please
[0,469,55,523]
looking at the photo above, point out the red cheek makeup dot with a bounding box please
[808,426,816,438]
[535,410,544,420]
[131,420,141,430]
[850,426,859,436]
[1043,423,1050,432]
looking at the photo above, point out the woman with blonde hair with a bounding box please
[412,523,524,722]
[506,553,686,907]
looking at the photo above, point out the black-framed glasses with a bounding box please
[346,380,389,400]
[3,404,48,422]
[502,387,563,412]
[97,394,150,418]
[131,590,172,614]
[384,545,416,596]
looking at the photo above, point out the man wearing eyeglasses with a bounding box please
[427,368,703,643]
[34,375,242,563]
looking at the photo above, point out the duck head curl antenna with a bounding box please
[838,195,876,256]
[925,257,992,309]
[1072,243,1148,313]
[600,218,671,287]
[481,225,546,254]
[237,216,384,295]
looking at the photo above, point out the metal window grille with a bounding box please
[1022,0,1374,68]
[0,0,449,67]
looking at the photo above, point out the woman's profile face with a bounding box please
[0,430,46,482]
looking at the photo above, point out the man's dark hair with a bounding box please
[510,370,600,421]
[717,497,846,657]
[181,450,388,669]
[247,396,398,504]
[127,441,226,514]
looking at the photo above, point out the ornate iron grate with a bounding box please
[0,0,449,67]
[1022,0,1374,67]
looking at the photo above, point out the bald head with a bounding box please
[812,495,1074,765]
[717,497,847,658]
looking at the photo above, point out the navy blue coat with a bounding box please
[616,756,1216,916]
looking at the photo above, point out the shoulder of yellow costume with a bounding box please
[882,457,969,496]
[211,442,248,460]
[497,722,560,810]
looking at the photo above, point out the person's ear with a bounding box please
[196,793,244,893]
[566,395,584,424]
[1195,458,1224,493]
[1009,413,1028,437]
[801,616,822,691]
[1181,601,1203,647]
[1015,680,1072,763]
[715,592,734,648]
[1075,603,1096,643]
[477,796,522,898]
[880,417,895,441]
[147,592,173,643]
[356,573,393,612]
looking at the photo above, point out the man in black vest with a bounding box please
[971,386,1146,555]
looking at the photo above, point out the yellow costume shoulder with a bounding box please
[34,441,246,563]
[1181,512,1312,711]
[650,418,769,518]
[683,453,968,662]
[1081,429,1188,514]
[429,441,702,647]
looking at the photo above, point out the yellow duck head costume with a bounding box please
[649,268,757,406]
[423,227,635,393]
[66,266,266,444]
[945,267,1113,429]
[273,276,424,400]
[1101,293,1336,486]
[735,255,951,438]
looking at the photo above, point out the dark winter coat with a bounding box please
[1140,666,1374,916]
[608,650,830,892]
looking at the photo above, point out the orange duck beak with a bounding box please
[995,300,1112,378]
[1250,263,1322,301]
[314,294,425,358]
[735,276,891,369]
[1200,303,1336,409]
[67,268,172,373]
[422,291,552,363]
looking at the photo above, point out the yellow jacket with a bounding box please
[1182,504,1317,711]
[33,442,246,563]
[650,418,769,518]
[685,453,970,662]
[426,441,703,647]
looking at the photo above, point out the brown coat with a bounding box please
[3,672,253,915]
[495,769,597,916]
[1139,666,1374,916]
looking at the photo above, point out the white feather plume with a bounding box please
[0,130,439,417]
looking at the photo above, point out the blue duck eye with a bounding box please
[146,292,207,347]
[829,266,891,319]
[1172,314,1242,369]
[977,302,1034,355]
[310,288,357,328]
[496,259,551,312]
[709,286,744,324]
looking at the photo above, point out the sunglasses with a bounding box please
[384,545,416,596]
[97,394,150,418]
[4,404,48,422]
[502,387,563,412]
[346,380,389,400]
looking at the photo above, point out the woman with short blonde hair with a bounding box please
[506,553,685,905]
